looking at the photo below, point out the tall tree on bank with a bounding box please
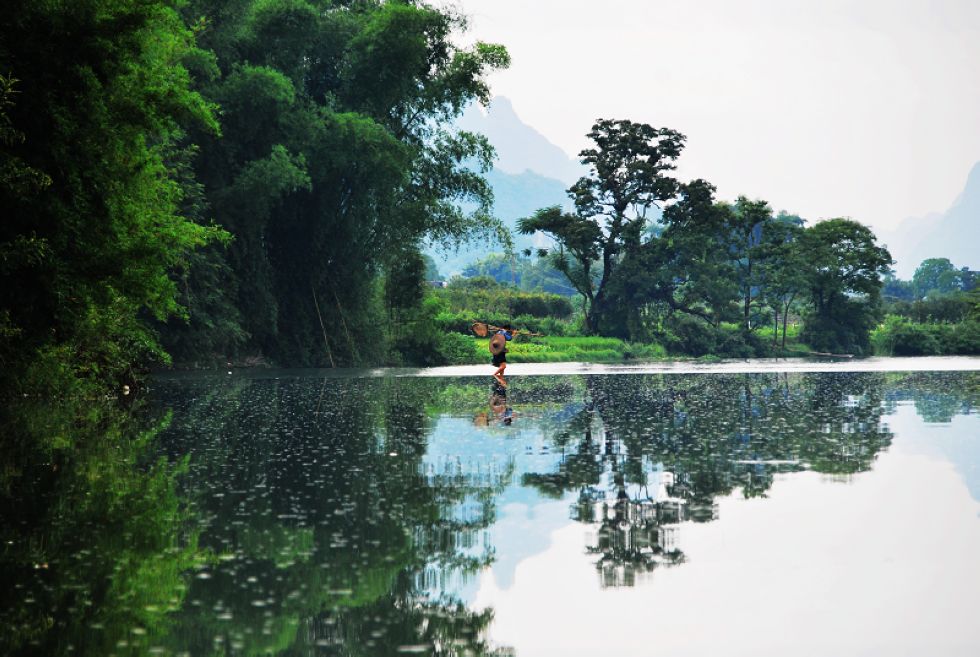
[165,0,509,366]
[599,179,740,341]
[520,119,685,334]
[729,197,774,331]
[756,214,806,349]
[0,0,222,393]
[911,257,975,299]
[799,219,892,355]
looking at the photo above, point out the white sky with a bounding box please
[442,0,980,232]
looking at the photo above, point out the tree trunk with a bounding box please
[773,307,779,348]
[743,259,753,331]
[781,294,795,349]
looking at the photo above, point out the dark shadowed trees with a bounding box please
[156,0,510,366]
[0,0,225,393]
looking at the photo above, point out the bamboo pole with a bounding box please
[331,284,360,363]
[312,285,335,368]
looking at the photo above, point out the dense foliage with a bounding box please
[522,120,895,355]
[0,0,224,395]
[0,0,510,396]
[161,0,509,367]
[874,257,980,356]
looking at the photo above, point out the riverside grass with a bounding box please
[457,335,668,364]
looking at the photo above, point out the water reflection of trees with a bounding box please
[0,375,516,656]
[152,376,511,656]
[0,398,198,656]
[884,371,979,422]
[522,373,896,587]
[4,371,976,653]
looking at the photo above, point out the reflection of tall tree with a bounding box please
[590,373,893,491]
[151,376,510,656]
[589,472,686,588]
[0,398,199,656]
[522,372,894,586]
[522,403,602,499]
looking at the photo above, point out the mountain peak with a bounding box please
[954,160,980,209]
[885,160,980,277]
[457,96,585,185]
[487,96,516,115]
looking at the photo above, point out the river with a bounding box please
[2,359,979,656]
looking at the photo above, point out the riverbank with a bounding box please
[151,356,980,382]
[442,334,817,365]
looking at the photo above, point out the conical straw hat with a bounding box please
[489,332,506,355]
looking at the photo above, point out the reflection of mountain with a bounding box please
[421,415,574,595]
[885,372,980,502]
[894,406,980,503]
[884,161,980,278]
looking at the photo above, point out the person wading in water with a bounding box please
[490,323,515,387]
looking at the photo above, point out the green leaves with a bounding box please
[799,219,893,354]
[154,0,510,366]
[573,119,685,219]
[524,120,687,334]
[0,0,229,390]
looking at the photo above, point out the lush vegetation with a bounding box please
[873,257,980,356]
[518,119,897,357]
[2,1,978,407]
[1,0,225,397]
[1,0,509,399]
[158,0,510,369]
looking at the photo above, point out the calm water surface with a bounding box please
[3,368,979,656]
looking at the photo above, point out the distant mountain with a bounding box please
[457,96,585,185]
[429,168,570,276]
[884,161,980,278]
[428,96,583,277]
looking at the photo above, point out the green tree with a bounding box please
[799,219,892,355]
[598,179,739,342]
[882,272,915,302]
[729,197,774,331]
[168,0,510,366]
[657,179,740,326]
[519,206,603,328]
[912,257,972,299]
[0,0,224,392]
[520,119,685,333]
[756,215,806,348]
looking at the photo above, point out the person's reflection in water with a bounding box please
[490,380,515,426]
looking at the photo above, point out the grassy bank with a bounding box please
[871,316,980,356]
[456,336,667,364]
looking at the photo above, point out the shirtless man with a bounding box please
[491,323,514,387]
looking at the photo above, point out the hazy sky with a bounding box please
[441,0,980,232]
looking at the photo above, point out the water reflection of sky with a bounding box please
[423,414,684,599]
